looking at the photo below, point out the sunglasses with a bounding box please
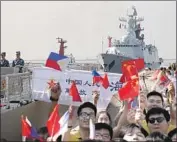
[148,117,165,124]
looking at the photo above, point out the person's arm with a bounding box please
[62,106,74,141]
[92,91,100,106]
[113,100,129,138]
[48,82,61,117]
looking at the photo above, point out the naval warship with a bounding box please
[98,6,163,74]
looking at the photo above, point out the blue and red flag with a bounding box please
[45,52,69,71]
[92,70,103,84]
[21,115,42,140]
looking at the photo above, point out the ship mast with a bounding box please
[56,37,67,56]
[108,36,112,47]
[119,6,144,41]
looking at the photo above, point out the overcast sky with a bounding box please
[1,1,176,61]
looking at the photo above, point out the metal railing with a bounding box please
[1,72,32,110]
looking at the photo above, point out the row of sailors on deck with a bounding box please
[0,51,24,72]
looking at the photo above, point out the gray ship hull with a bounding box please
[98,53,132,73]
[98,53,161,74]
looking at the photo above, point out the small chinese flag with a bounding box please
[69,81,82,102]
[21,115,31,137]
[101,73,110,89]
[46,104,60,137]
[121,61,138,82]
[118,78,139,100]
[132,58,145,71]
[119,74,126,83]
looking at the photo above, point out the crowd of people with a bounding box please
[19,63,176,141]
[1,58,176,141]
[0,51,24,72]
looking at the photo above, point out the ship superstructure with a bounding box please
[98,6,163,73]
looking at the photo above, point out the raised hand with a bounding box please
[127,109,136,124]
[135,108,145,124]
[51,82,62,100]
[92,90,100,105]
[68,105,74,128]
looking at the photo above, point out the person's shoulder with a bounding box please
[141,120,150,134]
[168,124,176,132]
[69,126,81,141]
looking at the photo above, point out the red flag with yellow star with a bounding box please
[47,79,57,89]
[118,78,139,100]
[121,61,138,82]
[47,104,60,137]
[101,73,110,89]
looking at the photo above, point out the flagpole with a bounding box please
[133,61,141,109]
[22,136,26,142]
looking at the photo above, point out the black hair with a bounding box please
[95,123,113,140]
[77,102,97,116]
[160,67,164,71]
[37,126,49,140]
[146,132,172,142]
[117,123,148,138]
[168,66,172,70]
[168,128,177,139]
[96,110,112,125]
[146,107,170,123]
[166,70,171,75]
[56,135,62,142]
[147,91,164,103]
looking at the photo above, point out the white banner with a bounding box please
[32,67,122,110]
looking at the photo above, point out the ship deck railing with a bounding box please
[1,72,32,111]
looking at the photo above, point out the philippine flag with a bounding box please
[45,52,69,71]
[92,70,103,84]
